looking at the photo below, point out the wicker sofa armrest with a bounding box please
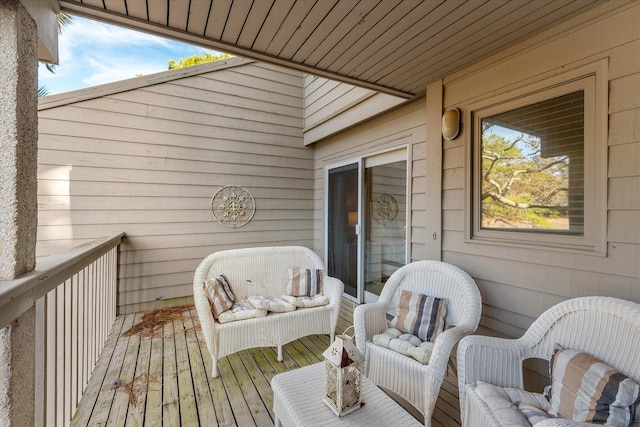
[193,262,219,364]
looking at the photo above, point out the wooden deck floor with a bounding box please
[70,300,461,426]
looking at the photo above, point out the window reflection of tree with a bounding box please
[481,91,584,235]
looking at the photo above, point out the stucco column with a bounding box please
[0,0,38,278]
[0,1,39,426]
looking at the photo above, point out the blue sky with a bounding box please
[39,15,220,95]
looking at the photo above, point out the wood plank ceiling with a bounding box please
[59,0,600,99]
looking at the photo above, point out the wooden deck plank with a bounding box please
[287,337,323,365]
[141,335,163,426]
[264,344,297,371]
[184,309,218,426]
[238,349,277,419]
[89,314,135,425]
[175,317,200,427]
[257,346,289,376]
[71,299,461,427]
[196,330,236,426]
[299,334,329,357]
[75,313,137,426]
[336,299,356,335]
[123,327,152,427]
[70,315,126,426]
[248,347,280,383]
[227,352,273,425]
[281,340,314,368]
[107,313,143,426]
[162,321,180,427]
[217,356,256,426]
[435,374,462,426]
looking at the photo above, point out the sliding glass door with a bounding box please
[326,162,361,300]
[363,157,407,303]
[325,149,408,303]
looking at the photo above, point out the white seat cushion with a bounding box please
[280,294,329,308]
[247,295,296,312]
[372,328,434,364]
[474,381,554,426]
[217,299,268,324]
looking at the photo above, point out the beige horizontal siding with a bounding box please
[37,62,313,313]
[312,98,427,263]
[439,2,640,338]
[303,75,406,144]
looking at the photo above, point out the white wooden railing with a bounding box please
[0,232,124,427]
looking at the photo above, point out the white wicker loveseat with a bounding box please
[353,260,482,426]
[193,246,343,378]
[457,296,640,427]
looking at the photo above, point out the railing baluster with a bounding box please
[34,295,46,427]
[46,289,56,425]
[77,269,84,408]
[87,263,94,394]
[96,260,103,368]
[6,233,125,427]
[71,273,78,414]
[64,278,72,426]
[56,284,64,427]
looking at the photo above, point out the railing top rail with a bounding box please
[0,232,125,328]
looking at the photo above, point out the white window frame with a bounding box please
[464,60,608,255]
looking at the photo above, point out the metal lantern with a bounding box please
[322,329,364,417]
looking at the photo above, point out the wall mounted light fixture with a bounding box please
[441,108,461,140]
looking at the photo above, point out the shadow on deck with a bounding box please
[70,299,461,426]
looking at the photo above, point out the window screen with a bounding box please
[480,91,584,235]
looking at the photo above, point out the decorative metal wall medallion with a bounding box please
[372,193,398,225]
[210,185,255,228]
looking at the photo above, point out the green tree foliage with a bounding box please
[57,12,73,30]
[168,52,232,70]
[38,86,50,97]
[481,125,569,230]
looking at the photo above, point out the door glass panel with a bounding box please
[327,163,359,299]
[364,160,407,301]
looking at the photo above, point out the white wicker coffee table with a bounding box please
[271,363,421,426]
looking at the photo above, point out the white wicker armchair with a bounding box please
[457,296,640,427]
[353,260,482,426]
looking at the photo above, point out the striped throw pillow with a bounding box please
[286,268,322,297]
[545,348,640,427]
[216,274,235,302]
[392,290,447,343]
[202,277,234,319]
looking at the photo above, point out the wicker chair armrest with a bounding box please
[457,335,529,389]
[457,334,533,426]
[323,276,344,333]
[431,326,472,367]
[353,302,388,355]
[422,325,475,411]
[322,276,344,306]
